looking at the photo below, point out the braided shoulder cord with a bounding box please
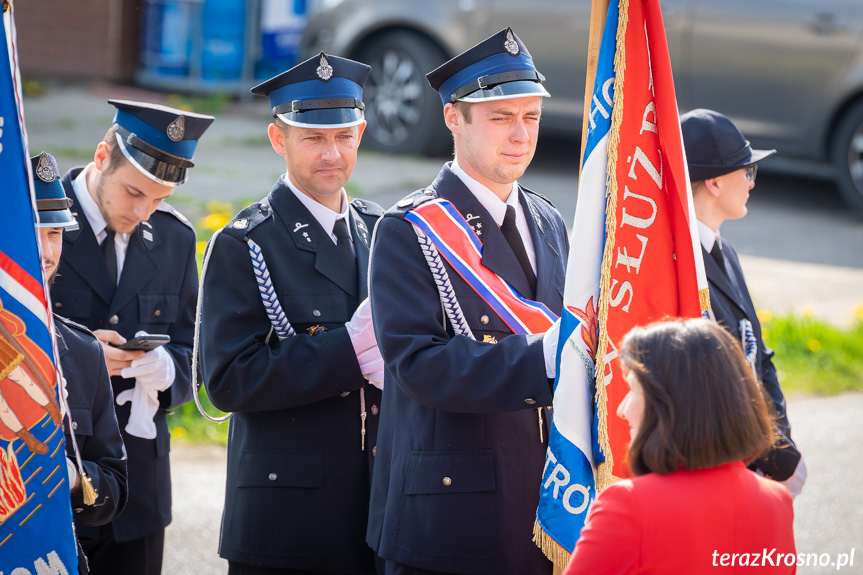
[414,228,474,340]
[739,318,759,380]
[247,238,295,340]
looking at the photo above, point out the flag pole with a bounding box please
[579,0,612,175]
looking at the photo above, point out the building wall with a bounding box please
[14,0,143,82]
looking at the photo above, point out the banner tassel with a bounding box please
[80,472,97,505]
[533,520,574,572]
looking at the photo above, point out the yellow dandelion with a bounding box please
[201,212,231,231]
[762,327,770,340]
[196,240,208,255]
[172,426,188,439]
[806,338,821,353]
[853,302,863,323]
[802,305,816,318]
[756,309,773,323]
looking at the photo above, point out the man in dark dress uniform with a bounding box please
[50,102,214,575]
[366,28,566,575]
[32,152,128,574]
[681,109,806,496]
[199,53,384,575]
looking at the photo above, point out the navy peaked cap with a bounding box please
[426,27,549,106]
[31,152,76,228]
[251,53,370,128]
[681,109,776,181]
[109,99,215,186]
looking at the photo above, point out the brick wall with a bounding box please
[14,0,143,82]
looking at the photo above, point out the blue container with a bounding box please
[201,0,247,82]
[255,0,307,80]
[140,0,194,77]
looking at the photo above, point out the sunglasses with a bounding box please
[744,165,758,182]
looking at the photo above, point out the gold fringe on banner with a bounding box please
[593,0,629,494]
[699,287,711,313]
[533,522,575,574]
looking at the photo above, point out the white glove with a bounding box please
[345,298,377,355]
[543,319,562,379]
[66,456,79,491]
[120,333,176,392]
[116,383,160,439]
[781,456,808,498]
[357,347,385,389]
[365,370,385,390]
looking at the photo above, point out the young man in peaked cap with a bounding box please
[682,108,806,496]
[32,152,128,575]
[199,53,384,574]
[51,101,214,575]
[366,28,565,575]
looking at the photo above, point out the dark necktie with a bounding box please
[102,230,118,287]
[333,217,358,285]
[500,205,537,297]
[710,242,742,298]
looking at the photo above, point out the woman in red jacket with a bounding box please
[565,318,797,574]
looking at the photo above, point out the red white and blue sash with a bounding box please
[405,199,558,335]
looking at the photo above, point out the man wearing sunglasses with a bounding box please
[682,108,806,496]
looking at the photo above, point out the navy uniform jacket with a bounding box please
[200,177,382,573]
[704,239,801,481]
[57,314,128,524]
[367,165,568,575]
[54,168,197,541]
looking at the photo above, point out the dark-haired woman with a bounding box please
[565,318,796,574]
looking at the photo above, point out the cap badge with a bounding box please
[35,153,56,183]
[504,29,519,56]
[316,54,334,81]
[167,116,185,142]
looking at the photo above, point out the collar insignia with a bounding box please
[504,29,519,56]
[307,325,328,336]
[36,153,56,182]
[316,54,334,81]
[232,218,249,229]
[167,116,185,142]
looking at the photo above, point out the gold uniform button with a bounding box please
[54,302,63,309]
[371,404,379,416]
[372,446,377,457]
[268,473,278,481]
[524,398,537,405]
[153,309,161,317]
[442,477,452,487]
[480,315,489,325]
[108,314,119,325]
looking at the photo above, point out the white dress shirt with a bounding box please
[697,219,722,254]
[451,159,536,272]
[73,166,130,285]
[285,173,353,252]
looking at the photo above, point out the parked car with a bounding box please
[301,0,863,212]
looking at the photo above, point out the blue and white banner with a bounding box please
[0,4,79,572]
[534,0,619,562]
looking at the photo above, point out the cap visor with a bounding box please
[116,133,188,187]
[276,108,365,129]
[748,148,777,165]
[36,209,77,228]
[457,80,550,103]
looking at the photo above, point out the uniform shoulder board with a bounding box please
[350,198,384,217]
[388,187,437,217]
[223,201,274,238]
[155,202,195,230]
[53,314,97,337]
[521,186,557,208]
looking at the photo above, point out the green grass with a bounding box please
[170,387,229,446]
[761,311,863,396]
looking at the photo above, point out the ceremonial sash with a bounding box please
[405,199,557,335]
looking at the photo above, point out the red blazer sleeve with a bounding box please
[564,480,640,575]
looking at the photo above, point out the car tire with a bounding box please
[356,31,451,156]
[832,98,863,213]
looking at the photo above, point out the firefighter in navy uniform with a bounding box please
[32,152,127,574]
[199,53,384,575]
[50,103,214,575]
[366,29,566,575]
